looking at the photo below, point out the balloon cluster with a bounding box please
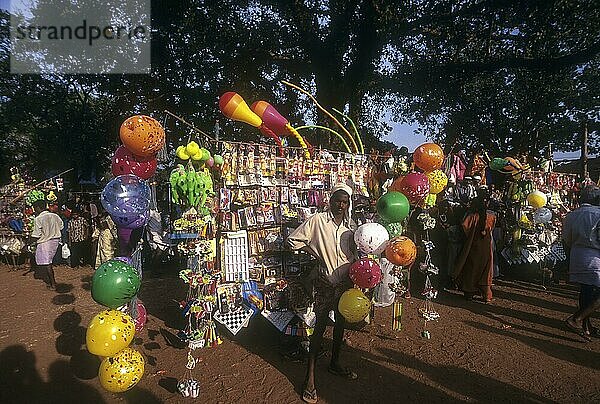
[89,115,161,393]
[86,259,146,392]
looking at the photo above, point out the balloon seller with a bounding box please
[287,183,358,404]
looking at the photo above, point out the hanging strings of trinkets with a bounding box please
[177,238,221,398]
[418,229,440,339]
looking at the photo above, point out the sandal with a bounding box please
[302,386,318,403]
[565,318,592,342]
[328,366,358,380]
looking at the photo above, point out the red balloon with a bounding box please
[134,300,147,333]
[398,173,430,205]
[111,146,157,180]
[349,258,382,289]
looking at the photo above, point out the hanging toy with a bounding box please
[251,101,311,159]
[219,92,284,156]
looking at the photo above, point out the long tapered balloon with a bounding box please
[219,92,284,156]
[251,101,310,159]
[281,80,359,153]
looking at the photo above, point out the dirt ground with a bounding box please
[0,262,598,404]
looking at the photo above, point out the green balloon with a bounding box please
[199,148,211,162]
[384,222,403,238]
[213,155,224,166]
[92,260,141,309]
[376,191,410,223]
[490,157,508,171]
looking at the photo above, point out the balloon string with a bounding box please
[332,108,364,154]
[259,125,284,157]
[286,124,311,159]
[294,125,351,153]
[281,80,359,153]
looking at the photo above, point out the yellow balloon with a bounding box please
[338,288,371,323]
[186,141,200,156]
[99,348,145,393]
[176,146,190,160]
[526,190,547,208]
[86,310,135,357]
[426,170,448,194]
[191,152,203,161]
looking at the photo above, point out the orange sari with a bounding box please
[453,211,496,301]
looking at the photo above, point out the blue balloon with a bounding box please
[111,209,149,229]
[101,174,150,219]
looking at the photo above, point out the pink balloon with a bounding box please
[134,300,147,332]
[206,157,214,167]
[111,145,157,180]
[398,172,430,205]
[349,258,382,289]
[251,101,289,136]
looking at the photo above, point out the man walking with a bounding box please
[31,199,64,289]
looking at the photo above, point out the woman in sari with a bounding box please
[453,191,496,302]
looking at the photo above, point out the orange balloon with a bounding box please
[385,236,417,266]
[119,115,165,158]
[413,143,444,172]
[219,92,262,128]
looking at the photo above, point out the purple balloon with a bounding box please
[101,174,150,217]
[111,209,149,229]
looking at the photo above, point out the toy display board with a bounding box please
[220,230,250,282]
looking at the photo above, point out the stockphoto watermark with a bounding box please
[9,0,151,74]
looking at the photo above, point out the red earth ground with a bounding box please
[0,262,598,403]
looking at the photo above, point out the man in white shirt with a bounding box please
[288,183,358,403]
[31,199,64,290]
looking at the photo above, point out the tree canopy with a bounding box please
[1,0,598,183]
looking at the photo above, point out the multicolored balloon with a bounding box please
[349,258,382,289]
[98,347,145,393]
[251,101,311,159]
[86,310,135,357]
[219,92,284,156]
[119,115,165,158]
